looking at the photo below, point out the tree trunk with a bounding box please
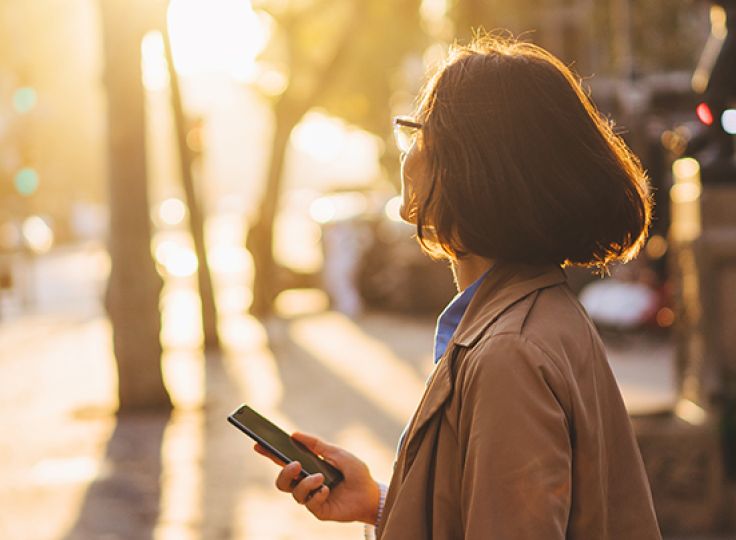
[162,23,220,350]
[247,107,296,317]
[100,0,171,411]
[246,1,364,318]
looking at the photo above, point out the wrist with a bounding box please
[361,480,385,525]
[374,482,388,527]
[362,481,387,526]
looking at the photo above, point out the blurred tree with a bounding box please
[247,0,424,317]
[161,22,220,350]
[100,0,171,411]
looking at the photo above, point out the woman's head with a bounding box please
[399,35,651,271]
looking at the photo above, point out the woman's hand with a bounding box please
[253,431,381,524]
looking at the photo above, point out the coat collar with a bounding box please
[452,261,567,347]
[398,261,567,473]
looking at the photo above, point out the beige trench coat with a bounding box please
[376,262,661,540]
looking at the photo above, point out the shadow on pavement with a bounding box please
[199,349,250,540]
[59,310,424,539]
[353,311,435,382]
[61,411,170,540]
[264,316,407,449]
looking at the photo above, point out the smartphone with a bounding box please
[227,404,344,489]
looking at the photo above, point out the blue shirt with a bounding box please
[433,270,489,364]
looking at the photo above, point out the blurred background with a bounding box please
[1,0,735,538]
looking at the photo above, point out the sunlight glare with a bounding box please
[274,213,323,272]
[155,412,203,540]
[291,111,348,162]
[274,289,329,317]
[167,0,270,79]
[219,317,283,409]
[29,457,104,486]
[161,287,204,348]
[141,31,169,91]
[155,239,199,277]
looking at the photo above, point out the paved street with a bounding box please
[0,245,719,540]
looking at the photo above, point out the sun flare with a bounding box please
[166,0,270,80]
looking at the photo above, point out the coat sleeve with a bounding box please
[458,333,572,539]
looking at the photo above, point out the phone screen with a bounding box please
[228,404,343,488]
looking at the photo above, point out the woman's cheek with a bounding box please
[399,174,418,224]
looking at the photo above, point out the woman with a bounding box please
[255,35,662,539]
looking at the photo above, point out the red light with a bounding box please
[696,102,714,126]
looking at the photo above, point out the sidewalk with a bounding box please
[0,245,714,540]
[0,296,431,539]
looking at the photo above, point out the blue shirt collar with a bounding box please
[433,269,489,364]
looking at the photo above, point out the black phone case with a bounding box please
[227,407,344,489]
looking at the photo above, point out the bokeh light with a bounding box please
[384,195,403,222]
[159,197,187,226]
[154,239,198,277]
[12,87,37,114]
[252,63,289,96]
[721,109,736,135]
[671,157,702,243]
[696,102,713,126]
[291,112,348,163]
[208,244,249,276]
[22,215,54,253]
[656,307,675,328]
[14,168,40,196]
[645,235,668,260]
[671,180,702,204]
[309,193,368,224]
[672,157,701,181]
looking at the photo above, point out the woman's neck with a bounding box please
[451,255,494,291]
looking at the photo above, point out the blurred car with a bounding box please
[311,190,455,316]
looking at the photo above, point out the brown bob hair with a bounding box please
[410,35,652,271]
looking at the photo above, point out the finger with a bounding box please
[253,444,287,466]
[291,473,324,504]
[291,432,342,461]
[305,485,330,516]
[276,461,303,492]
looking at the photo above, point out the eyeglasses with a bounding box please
[393,116,423,153]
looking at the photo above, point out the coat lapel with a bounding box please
[399,344,458,474]
[396,262,566,477]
